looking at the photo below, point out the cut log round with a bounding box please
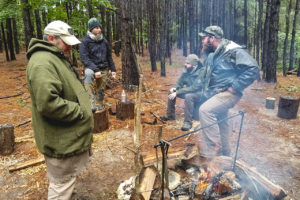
[93,109,109,133]
[0,124,15,155]
[265,97,276,109]
[116,100,134,120]
[277,96,300,119]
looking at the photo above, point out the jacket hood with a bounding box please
[26,38,63,60]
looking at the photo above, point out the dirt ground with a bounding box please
[0,49,299,200]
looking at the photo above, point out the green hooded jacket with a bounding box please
[26,38,94,158]
[173,64,205,96]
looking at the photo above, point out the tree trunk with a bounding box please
[244,0,248,46]
[188,0,195,54]
[21,0,34,51]
[166,0,172,65]
[1,22,9,61]
[6,18,16,61]
[262,0,271,80]
[265,0,280,83]
[176,0,182,49]
[182,0,187,57]
[288,0,299,71]
[147,0,157,72]
[42,8,47,28]
[34,9,43,40]
[106,11,112,46]
[12,18,19,55]
[256,0,263,65]
[114,0,121,57]
[283,0,293,76]
[120,0,140,89]
[159,0,167,77]
[87,0,93,18]
[139,0,144,56]
[100,6,105,35]
[0,27,2,53]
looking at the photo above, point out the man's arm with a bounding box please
[28,66,82,122]
[231,50,260,93]
[79,40,99,72]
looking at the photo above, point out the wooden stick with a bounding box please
[15,118,31,127]
[0,92,24,100]
[150,112,166,124]
[9,157,45,173]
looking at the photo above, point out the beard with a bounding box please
[202,42,215,56]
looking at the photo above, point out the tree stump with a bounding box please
[265,97,276,109]
[0,124,15,155]
[277,96,300,119]
[93,109,109,133]
[116,100,134,120]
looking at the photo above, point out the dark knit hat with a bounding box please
[186,54,199,66]
[88,18,101,31]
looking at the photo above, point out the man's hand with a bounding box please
[168,92,176,100]
[111,72,116,79]
[95,72,102,79]
[169,88,176,93]
[227,87,236,94]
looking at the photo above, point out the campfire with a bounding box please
[117,144,287,200]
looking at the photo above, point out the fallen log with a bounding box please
[9,157,45,173]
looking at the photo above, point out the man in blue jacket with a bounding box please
[80,18,116,111]
[198,26,260,159]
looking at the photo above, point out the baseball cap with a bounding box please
[44,20,81,45]
[199,25,224,39]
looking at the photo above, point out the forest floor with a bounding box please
[0,49,299,200]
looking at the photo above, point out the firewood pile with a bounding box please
[117,151,288,200]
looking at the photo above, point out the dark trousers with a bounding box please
[166,92,202,124]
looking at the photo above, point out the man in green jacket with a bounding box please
[160,54,205,131]
[26,20,94,199]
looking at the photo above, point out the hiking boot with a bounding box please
[181,122,192,131]
[160,115,175,121]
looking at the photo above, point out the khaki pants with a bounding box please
[84,68,109,105]
[45,151,89,200]
[198,91,241,158]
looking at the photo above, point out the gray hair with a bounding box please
[43,34,49,41]
[43,34,60,41]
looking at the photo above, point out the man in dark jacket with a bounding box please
[79,17,116,111]
[197,26,260,159]
[26,20,94,199]
[160,54,205,131]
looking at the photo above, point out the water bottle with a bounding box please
[121,90,126,102]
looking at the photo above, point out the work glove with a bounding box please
[169,88,176,93]
[168,92,176,100]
